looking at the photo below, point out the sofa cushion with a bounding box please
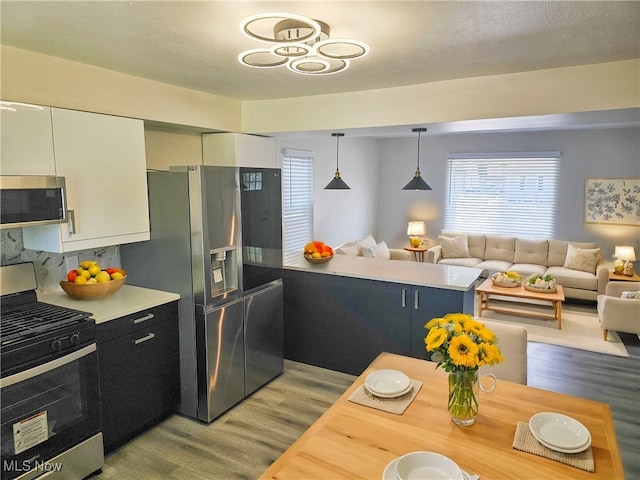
[510,263,547,276]
[484,235,516,262]
[475,259,514,273]
[563,243,600,274]
[439,257,483,268]
[438,235,470,259]
[546,266,598,290]
[361,241,391,260]
[548,240,568,267]
[621,290,640,299]
[467,234,487,259]
[336,241,361,256]
[514,239,549,266]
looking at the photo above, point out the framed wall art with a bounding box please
[584,178,640,226]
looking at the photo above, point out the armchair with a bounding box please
[597,281,640,341]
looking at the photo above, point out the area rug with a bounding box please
[474,298,629,358]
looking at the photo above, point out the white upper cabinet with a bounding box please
[202,133,277,168]
[22,108,150,253]
[1,104,56,175]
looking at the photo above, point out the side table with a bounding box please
[404,246,428,262]
[609,271,640,282]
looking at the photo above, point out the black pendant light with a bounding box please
[402,127,432,191]
[325,133,350,189]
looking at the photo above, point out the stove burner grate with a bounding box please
[1,302,91,346]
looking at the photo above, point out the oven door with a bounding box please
[0,344,101,480]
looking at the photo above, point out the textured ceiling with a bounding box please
[2,1,639,101]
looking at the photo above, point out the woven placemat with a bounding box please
[347,380,422,415]
[512,421,594,472]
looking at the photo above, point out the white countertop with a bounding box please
[285,254,481,291]
[38,285,180,324]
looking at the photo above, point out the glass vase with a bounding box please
[448,370,479,426]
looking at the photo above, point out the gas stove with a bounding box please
[0,263,95,376]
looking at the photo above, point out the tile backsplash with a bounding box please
[1,228,121,294]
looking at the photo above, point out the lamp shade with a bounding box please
[614,245,636,261]
[407,221,426,236]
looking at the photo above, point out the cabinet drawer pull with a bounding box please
[132,313,154,324]
[401,288,406,308]
[133,333,155,345]
[414,290,419,310]
[67,210,76,234]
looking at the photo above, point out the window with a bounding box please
[445,152,560,238]
[282,149,314,264]
[242,171,262,191]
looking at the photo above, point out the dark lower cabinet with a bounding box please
[97,301,179,453]
[283,269,475,375]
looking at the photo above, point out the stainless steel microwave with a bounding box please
[0,176,67,229]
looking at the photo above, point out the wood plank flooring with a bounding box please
[93,314,640,480]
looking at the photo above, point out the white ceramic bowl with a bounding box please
[395,452,463,480]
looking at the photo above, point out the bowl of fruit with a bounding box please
[60,261,127,300]
[303,240,334,264]
[492,271,522,287]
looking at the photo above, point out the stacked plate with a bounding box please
[529,412,592,453]
[365,369,412,398]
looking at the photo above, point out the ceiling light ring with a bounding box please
[238,48,290,68]
[289,58,350,76]
[271,43,313,58]
[287,56,331,74]
[240,13,321,44]
[313,39,370,60]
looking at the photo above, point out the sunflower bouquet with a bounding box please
[425,313,503,425]
[424,313,503,372]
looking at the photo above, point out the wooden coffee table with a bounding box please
[476,278,565,329]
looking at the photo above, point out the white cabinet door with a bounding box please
[0,104,56,175]
[22,109,150,252]
[203,133,277,168]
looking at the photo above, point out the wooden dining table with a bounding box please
[260,352,624,479]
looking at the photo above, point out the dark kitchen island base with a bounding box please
[283,268,476,376]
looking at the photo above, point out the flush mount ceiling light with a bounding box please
[238,13,369,76]
[325,133,350,190]
[402,128,432,191]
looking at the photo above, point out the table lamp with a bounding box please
[614,245,636,276]
[407,221,426,247]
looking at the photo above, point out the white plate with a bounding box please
[529,412,591,450]
[365,382,413,399]
[382,456,471,480]
[366,369,411,396]
[531,429,591,454]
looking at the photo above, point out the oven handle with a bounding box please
[0,343,96,388]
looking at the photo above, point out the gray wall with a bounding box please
[377,127,640,266]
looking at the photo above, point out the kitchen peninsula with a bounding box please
[283,255,482,375]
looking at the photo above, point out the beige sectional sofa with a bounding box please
[427,232,608,301]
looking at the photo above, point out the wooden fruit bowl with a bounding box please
[304,254,333,264]
[60,274,127,300]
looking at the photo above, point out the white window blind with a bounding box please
[445,152,560,238]
[282,149,314,264]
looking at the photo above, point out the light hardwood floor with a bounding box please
[93,316,640,479]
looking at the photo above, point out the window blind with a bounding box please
[282,149,314,264]
[445,152,560,238]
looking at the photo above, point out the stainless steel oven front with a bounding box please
[0,344,103,480]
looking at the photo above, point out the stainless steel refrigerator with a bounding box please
[120,165,283,423]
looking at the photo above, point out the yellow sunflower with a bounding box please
[462,319,485,336]
[425,327,448,351]
[425,317,444,330]
[448,335,480,368]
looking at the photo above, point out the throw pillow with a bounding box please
[563,243,600,274]
[361,246,376,259]
[438,235,470,259]
[621,291,640,300]
[360,241,391,260]
[335,241,361,256]
[356,234,377,250]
